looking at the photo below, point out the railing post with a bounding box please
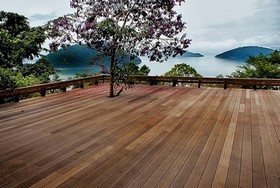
[94,80,99,85]
[14,96,20,102]
[149,78,154,86]
[61,87,67,92]
[39,90,46,97]
[172,80,177,87]
[79,83,84,88]
[253,84,257,90]
[224,80,228,89]
[254,80,257,90]
[102,75,105,83]
[198,80,201,88]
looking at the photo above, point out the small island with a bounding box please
[181,51,204,57]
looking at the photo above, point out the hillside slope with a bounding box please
[215,46,274,61]
[45,45,141,68]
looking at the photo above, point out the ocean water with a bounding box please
[57,66,100,80]
[57,56,245,79]
[139,56,245,77]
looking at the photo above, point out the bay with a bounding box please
[139,56,245,77]
[57,56,245,79]
[57,66,100,80]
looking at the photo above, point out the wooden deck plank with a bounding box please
[5,87,174,187]
[36,101,173,188]
[183,90,231,188]
[167,89,225,188]
[0,84,107,123]
[127,89,222,188]
[48,87,188,187]
[93,89,209,188]
[251,90,267,188]
[224,89,245,187]
[0,84,279,187]
[258,91,280,188]
[197,89,238,188]
[239,89,253,188]
[136,89,216,188]
[265,91,280,170]
[211,89,242,188]
[268,91,280,139]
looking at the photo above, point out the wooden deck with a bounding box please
[0,84,280,188]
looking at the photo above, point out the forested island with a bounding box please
[181,51,204,57]
[45,45,141,68]
[215,46,274,61]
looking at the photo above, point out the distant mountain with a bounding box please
[271,47,280,50]
[45,44,141,68]
[181,51,204,57]
[215,46,274,61]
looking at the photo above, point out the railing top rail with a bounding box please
[133,75,280,81]
[0,74,109,97]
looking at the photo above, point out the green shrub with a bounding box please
[0,68,17,90]
[19,57,57,83]
[0,68,40,90]
[11,74,40,87]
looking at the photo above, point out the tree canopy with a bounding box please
[231,50,280,78]
[0,11,57,93]
[19,57,56,83]
[0,11,46,69]
[164,63,202,77]
[46,0,190,97]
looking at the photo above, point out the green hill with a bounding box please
[45,45,141,68]
[215,46,274,61]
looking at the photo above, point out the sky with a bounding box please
[1,0,280,55]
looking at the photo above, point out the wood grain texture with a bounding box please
[0,84,279,188]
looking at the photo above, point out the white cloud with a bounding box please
[29,13,57,21]
[179,0,280,53]
[1,0,74,26]
[179,0,258,29]
[242,33,280,47]
[28,12,59,26]
[1,0,73,16]
[189,32,280,55]
[189,39,239,54]
[1,0,279,53]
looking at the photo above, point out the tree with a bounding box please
[139,65,150,76]
[46,0,191,97]
[231,50,280,78]
[118,62,150,76]
[19,57,57,83]
[0,67,41,90]
[0,68,17,90]
[269,50,280,64]
[164,63,202,77]
[0,11,46,69]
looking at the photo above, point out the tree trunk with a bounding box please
[109,49,116,97]
[109,74,114,97]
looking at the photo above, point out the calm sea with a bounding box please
[57,56,245,79]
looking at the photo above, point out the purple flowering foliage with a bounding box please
[46,0,191,62]
[100,63,110,74]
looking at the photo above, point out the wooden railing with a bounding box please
[0,75,109,102]
[132,76,280,89]
[1,75,280,102]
